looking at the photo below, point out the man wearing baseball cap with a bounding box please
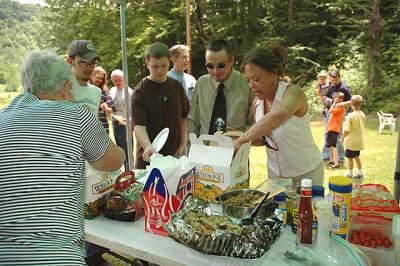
[67,40,102,115]
[67,40,107,266]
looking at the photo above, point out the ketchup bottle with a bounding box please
[297,179,313,244]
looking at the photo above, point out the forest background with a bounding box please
[0,0,399,115]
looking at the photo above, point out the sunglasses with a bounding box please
[262,135,279,151]
[205,62,227,69]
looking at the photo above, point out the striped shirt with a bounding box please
[0,93,110,265]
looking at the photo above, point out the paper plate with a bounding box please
[152,128,169,153]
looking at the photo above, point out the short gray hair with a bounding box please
[20,51,76,96]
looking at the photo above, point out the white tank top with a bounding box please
[255,81,322,177]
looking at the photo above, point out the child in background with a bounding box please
[326,92,346,169]
[340,95,366,179]
[315,70,330,117]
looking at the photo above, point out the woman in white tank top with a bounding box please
[234,46,323,189]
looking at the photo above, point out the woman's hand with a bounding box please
[234,132,251,152]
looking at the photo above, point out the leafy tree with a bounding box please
[0,0,46,91]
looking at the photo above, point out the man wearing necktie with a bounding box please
[188,39,254,136]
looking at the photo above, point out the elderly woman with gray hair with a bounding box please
[0,51,125,265]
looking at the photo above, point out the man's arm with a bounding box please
[90,141,125,171]
[187,83,200,135]
[134,125,155,162]
[175,118,187,156]
[244,89,255,131]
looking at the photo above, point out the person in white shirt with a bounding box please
[109,69,134,171]
[167,44,196,103]
[234,45,323,189]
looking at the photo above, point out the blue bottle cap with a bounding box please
[312,186,324,197]
[273,192,286,202]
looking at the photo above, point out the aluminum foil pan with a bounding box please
[165,200,282,259]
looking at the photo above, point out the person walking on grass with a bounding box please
[326,92,346,169]
[340,95,366,179]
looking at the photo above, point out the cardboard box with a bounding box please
[143,167,196,236]
[188,133,251,202]
[84,163,121,219]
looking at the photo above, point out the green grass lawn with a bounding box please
[249,118,399,193]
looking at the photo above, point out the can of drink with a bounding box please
[329,176,352,239]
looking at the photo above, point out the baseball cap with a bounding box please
[329,68,340,78]
[68,40,99,61]
[317,70,327,77]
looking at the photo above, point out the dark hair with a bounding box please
[240,45,287,77]
[206,39,233,57]
[145,42,170,62]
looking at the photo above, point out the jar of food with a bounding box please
[312,186,325,241]
[291,186,301,234]
[273,192,287,226]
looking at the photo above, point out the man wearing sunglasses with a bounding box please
[67,39,102,115]
[187,39,253,136]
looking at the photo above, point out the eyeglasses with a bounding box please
[77,59,97,68]
[262,135,279,151]
[94,74,104,80]
[205,62,227,69]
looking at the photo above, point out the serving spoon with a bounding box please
[240,191,270,226]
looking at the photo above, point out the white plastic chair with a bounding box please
[377,111,396,134]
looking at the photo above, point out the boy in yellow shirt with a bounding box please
[340,95,366,179]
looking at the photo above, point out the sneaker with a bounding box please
[353,174,364,179]
[345,173,353,178]
[325,161,334,166]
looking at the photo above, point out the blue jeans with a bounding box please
[322,111,345,162]
[112,122,133,171]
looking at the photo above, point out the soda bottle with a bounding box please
[297,179,313,244]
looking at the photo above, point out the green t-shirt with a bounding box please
[72,83,101,116]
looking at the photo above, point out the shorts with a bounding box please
[345,149,360,158]
[326,131,339,148]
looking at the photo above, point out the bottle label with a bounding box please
[301,188,312,197]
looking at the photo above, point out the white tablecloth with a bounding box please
[85,216,303,266]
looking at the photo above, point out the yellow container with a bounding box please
[329,176,352,239]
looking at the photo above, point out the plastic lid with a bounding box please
[393,215,400,237]
[312,186,324,197]
[329,176,352,186]
[301,179,312,188]
[273,192,286,202]
[315,200,331,216]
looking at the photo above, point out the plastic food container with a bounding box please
[393,215,400,264]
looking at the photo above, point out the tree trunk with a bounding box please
[288,0,293,24]
[366,0,384,98]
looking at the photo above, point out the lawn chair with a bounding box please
[377,111,396,134]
